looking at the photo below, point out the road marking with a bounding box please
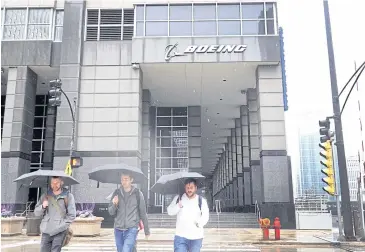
[1,240,39,248]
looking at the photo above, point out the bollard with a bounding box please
[273,217,281,240]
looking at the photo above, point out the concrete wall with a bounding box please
[1,67,37,207]
[132,37,280,64]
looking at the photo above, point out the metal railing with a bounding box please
[15,201,34,217]
[254,200,261,222]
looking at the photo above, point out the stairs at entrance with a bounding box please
[148,212,258,228]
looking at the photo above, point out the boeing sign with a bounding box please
[165,43,247,62]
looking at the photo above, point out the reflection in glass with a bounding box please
[172,127,188,137]
[157,117,171,126]
[5,9,26,24]
[173,148,188,158]
[242,20,265,35]
[172,137,188,148]
[136,5,144,21]
[193,21,216,36]
[3,25,25,40]
[28,9,51,24]
[156,148,172,158]
[173,158,188,168]
[218,21,240,35]
[146,5,168,20]
[157,127,172,137]
[27,25,49,39]
[33,129,43,139]
[193,4,216,20]
[172,107,187,116]
[266,3,274,19]
[170,5,192,20]
[35,106,45,116]
[136,21,144,36]
[267,20,275,34]
[170,21,192,36]
[241,3,264,19]
[173,117,187,127]
[157,107,171,116]
[31,153,41,163]
[156,137,172,148]
[217,4,240,19]
[146,21,168,36]
[32,141,42,152]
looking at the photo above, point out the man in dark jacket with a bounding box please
[34,176,76,252]
[109,174,150,252]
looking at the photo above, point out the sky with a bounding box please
[277,0,365,194]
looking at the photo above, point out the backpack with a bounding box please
[176,194,203,215]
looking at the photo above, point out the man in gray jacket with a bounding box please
[34,176,76,252]
[109,174,150,252]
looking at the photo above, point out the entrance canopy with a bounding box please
[141,62,272,174]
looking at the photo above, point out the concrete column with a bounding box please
[227,137,233,208]
[235,118,244,208]
[256,65,295,228]
[247,90,262,205]
[1,67,37,208]
[149,107,156,209]
[231,128,237,208]
[141,90,151,205]
[188,106,201,173]
[241,105,253,207]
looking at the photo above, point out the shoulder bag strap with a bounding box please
[48,196,66,218]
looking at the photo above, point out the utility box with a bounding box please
[296,212,332,230]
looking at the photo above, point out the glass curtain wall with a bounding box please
[155,107,188,206]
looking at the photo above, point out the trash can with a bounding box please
[26,213,41,236]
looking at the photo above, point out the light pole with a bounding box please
[49,79,82,182]
[323,0,356,240]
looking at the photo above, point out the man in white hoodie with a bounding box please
[167,178,209,252]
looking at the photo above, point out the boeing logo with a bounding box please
[164,44,247,62]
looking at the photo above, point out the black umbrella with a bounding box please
[13,170,80,187]
[88,163,146,184]
[150,171,205,195]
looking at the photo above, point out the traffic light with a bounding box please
[319,118,334,143]
[319,140,335,195]
[49,79,62,107]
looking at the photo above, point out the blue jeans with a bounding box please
[174,235,203,252]
[114,228,138,252]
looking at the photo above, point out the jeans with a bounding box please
[114,227,139,252]
[40,231,67,252]
[174,235,203,252]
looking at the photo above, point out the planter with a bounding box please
[1,217,26,236]
[70,217,104,237]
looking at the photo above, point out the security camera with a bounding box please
[131,63,139,70]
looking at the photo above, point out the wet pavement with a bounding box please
[2,228,365,252]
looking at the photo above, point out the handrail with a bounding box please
[254,200,261,222]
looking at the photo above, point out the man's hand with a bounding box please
[42,199,49,209]
[112,196,119,205]
[178,200,183,208]
[145,235,150,240]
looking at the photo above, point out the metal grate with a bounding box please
[87,9,98,25]
[123,9,134,25]
[100,9,122,24]
[123,26,133,40]
[100,26,121,40]
[86,9,134,41]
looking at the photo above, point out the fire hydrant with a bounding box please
[273,217,281,240]
[259,218,270,240]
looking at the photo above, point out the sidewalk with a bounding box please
[2,228,365,247]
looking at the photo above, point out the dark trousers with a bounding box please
[40,231,66,252]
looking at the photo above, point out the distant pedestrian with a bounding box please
[109,173,150,252]
[167,178,209,252]
[34,176,76,252]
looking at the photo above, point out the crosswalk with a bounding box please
[61,243,261,252]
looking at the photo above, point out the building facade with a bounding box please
[1,0,295,227]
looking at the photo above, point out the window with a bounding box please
[2,8,64,41]
[54,10,64,41]
[31,95,48,170]
[85,9,134,41]
[136,2,277,37]
[154,107,189,206]
[1,95,6,139]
